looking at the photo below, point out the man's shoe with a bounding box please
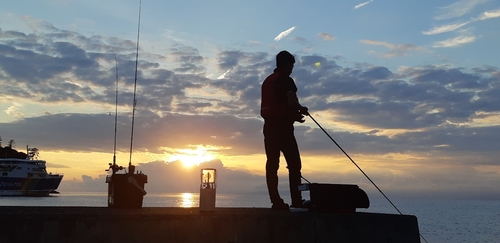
[291,199,312,208]
[271,202,290,211]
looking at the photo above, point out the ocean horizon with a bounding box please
[1,192,498,243]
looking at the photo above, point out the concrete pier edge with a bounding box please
[0,206,420,243]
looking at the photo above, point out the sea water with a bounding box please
[1,192,499,243]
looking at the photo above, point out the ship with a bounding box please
[0,142,63,196]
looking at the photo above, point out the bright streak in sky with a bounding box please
[274,26,296,41]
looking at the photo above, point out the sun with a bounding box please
[169,146,215,168]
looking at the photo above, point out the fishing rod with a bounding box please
[306,113,429,243]
[128,0,142,168]
[110,50,119,172]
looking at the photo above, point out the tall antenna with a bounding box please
[128,0,142,168]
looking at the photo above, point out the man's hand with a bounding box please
[293,113,306,123]
[299,106,309,116]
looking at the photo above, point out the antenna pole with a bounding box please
[129,0,142,168]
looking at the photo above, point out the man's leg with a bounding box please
[264,122,283,204]
[282,126,303,206]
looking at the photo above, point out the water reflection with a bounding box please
[0,192,272,208]
[180,193,195,208]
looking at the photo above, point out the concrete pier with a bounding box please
[0,207,420,243]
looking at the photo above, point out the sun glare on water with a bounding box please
[169,147,215,168]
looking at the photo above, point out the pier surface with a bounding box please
[0,206,420,243]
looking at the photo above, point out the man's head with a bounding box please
[276,51,295,72]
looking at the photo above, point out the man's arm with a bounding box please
[287,90,309,115]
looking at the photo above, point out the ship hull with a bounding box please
[0,176,63,196]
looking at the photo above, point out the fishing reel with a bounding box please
[293,106,309,123]
[106,163,124,173]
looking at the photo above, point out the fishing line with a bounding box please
[301,175,312,184]
[307,113,429,243]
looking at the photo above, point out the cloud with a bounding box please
[290,36,309,45]
[58,160,267,194]
[1,21,500,199]
[423,9,500,35]
[47,163,71,169]
[435,0,489,20]
[318,32,336,41]
[56,155,500,200]
[1,27,498,158]
[135,160,267,194]
[422,21,471,35]
[56,157,500,200]
[423,7,499,49]
[169,44,205,74]
[432,35,476,47]
[4,103,24,117]
[477,8,500,20]
[360,40,427,58]
[274,26,296,41]
[354,0,373,9]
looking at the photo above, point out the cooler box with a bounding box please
[107,173,148,209]
[299,183,369,212]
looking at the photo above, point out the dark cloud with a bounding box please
[175,101,212,112]
[1,24,499,158]
[408,67,484,88]
[0,112,264,156]
[1,23,500,199]
[169,45,205,74]
[217,50,269,70]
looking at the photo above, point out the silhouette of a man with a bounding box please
[261,50,308,210]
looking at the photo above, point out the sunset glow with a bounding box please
[168,146,216,168]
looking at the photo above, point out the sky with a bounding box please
[1,0,499,201]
